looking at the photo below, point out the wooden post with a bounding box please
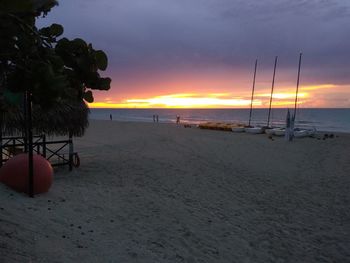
[26,90,34,198]
[248,59,258,127]
[0,121,2,168]
[42,134,46,158]
[23,93,28,153]
[36,140,40,155]
[69,131,73,171]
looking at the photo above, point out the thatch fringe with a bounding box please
[0,101,89,137]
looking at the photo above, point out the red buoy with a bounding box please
[0,154,53,195]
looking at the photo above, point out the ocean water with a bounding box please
[90,108,350,133]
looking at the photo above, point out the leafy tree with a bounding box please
[0,0,111,112]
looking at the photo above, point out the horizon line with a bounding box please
[89,107,350,110]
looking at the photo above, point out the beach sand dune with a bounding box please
[1,120,350,262]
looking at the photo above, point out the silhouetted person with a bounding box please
[156,115,159,123]
[176,115,180,124]
[153,115,156,122]
[110,114,112,121]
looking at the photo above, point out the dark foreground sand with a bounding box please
[1,120,349,262]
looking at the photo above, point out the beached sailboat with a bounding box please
[269,54,302,138]
[265,53,315,138]
[244,59,264,134]
[265,56,278,135]
[290,53,316,138]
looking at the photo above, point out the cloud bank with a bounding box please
[38,0,350,106]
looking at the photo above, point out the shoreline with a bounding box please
[89,119,350,134]
[89,108,350,133]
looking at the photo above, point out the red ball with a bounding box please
[0,154,53,195]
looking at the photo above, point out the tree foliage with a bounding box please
[0,0,111,110]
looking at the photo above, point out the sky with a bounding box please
[38,0,350,108]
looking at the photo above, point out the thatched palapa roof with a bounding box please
[0,100,89,137]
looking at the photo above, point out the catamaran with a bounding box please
[265,56,278,135]
[243,59,265,134]
[269,53,316,138]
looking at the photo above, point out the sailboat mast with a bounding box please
[248,59,258,126]
[293,53,302,120]
[267,56,278,127]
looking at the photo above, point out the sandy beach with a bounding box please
[1,120,349,262]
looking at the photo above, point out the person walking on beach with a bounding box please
[176,115,180,124]
[156,115,159,123]
[110,114,113,121]
[153,115,156,122]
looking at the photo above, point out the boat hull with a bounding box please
[232,127,245,133]
[245,127,264,134]
[294,129,316,138]
[265,128,275,135]
[273,128,285,136]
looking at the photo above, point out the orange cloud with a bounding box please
[301,84,336,91]
[256,92,308,99]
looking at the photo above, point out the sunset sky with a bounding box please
[38,0,350,108]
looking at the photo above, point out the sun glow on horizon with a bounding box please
[90,92,303,109]
[127,95,257,108]
[90,83,348,109]
[91,94,260,108]
[257,92,308,99]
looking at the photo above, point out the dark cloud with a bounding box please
[38,0,350,85]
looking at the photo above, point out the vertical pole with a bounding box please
[26,90,34,198]
[23,93,28,153]
[36,137,39,155]
[0,121,2,168]
[267,56,278,127]
[69,131,73,171]
[42,134,46,158]
[248,59,258,127]
[12,138,15,155]
[294,53,303,121]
